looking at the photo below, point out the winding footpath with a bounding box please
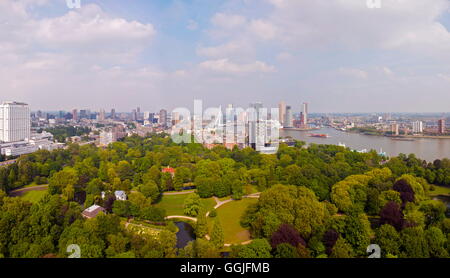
[165,192,262,247]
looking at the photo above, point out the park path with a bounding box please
[8,184,49,197]
[165,215,197,222]
[0,159,17,168]
[163,190,195,196]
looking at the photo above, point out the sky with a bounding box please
[1,0,450,113]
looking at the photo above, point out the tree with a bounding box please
[138,180,160,202]
[115,161,134,181]
[323,229,339,255]
[375,224,400,257]
[112,201,134,218]
[232,239,272,258]
[210,219,224,249]
[330,237,354,258]
[293,187,328,239]
[380,201,404,231]
[195,208,208,238]
[419,200,447,226]
[48,168,78,195]
[342,212,372,256]
[180,239,220,258]
[400,226,429,258]
[270,224,306,249]
[426,227,448,258]
[140,207,166,222]
[183,194,202,217]
[274,243,298,258]
[195,176,216,198]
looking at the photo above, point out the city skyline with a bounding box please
[1,0,450,112]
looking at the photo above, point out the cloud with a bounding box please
[437,73,450,82]
[197,40,252,58]
[248,19,277,40]
[199,59,276,74]
[338,67,369,79]
[211,13,247,29]
[34,4,155,57]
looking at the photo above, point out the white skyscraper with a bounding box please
[412,121,423,134]
[0,101,31,143]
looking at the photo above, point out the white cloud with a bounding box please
[437,73,450,82]
[199,59,275,74]
[34,5,155,54]
[248,19,277,40]
[211,13,247,29]
[197,40,252,58]
[338,67,368,79]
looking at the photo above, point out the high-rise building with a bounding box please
[111,109,116,120]
[79,110,88,119]
[278,101,286,127]
[412,121,423,134]
[144,111,150,121]
[302,102,308,126]
[285,106,293,128]
[131,109,137,121]
[98,109,106,121]
[438,119,446,134]
[248,102,265,149]
[72,109,78,122]
[159,109,168,127]
[391,123,399,136]
[0,101,31,143]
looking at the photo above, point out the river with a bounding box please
[281,127,450,162]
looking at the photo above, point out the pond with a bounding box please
[175,221,196,249]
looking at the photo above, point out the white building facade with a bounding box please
[412,121,423,134]
[0,101,31,143]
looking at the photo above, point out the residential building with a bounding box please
[115,191,127,201]
[438,119,446,134]
[0,101,31,143]
[159,109,168,128]
[285,106,293,128]
[412,121,423,134]
[278,101,286,127]
[391,123,399,136]
[82,205,106,219]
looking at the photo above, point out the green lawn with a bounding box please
[209,198,258,244]
[21,190,48,204]
[154,193,216,216]
[429,185,450,196]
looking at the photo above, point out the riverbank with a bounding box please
[344,129,450,140]
[281,127,450,162]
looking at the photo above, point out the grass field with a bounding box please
[20,190,48,203]
[429,185,450,196]
[209,198,258,244]
[154,193,216,216]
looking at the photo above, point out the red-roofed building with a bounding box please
[162,166,176,177]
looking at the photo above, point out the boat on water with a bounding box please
[338,142,346,147]
[390,137,415,142]
[308,133,330,138]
